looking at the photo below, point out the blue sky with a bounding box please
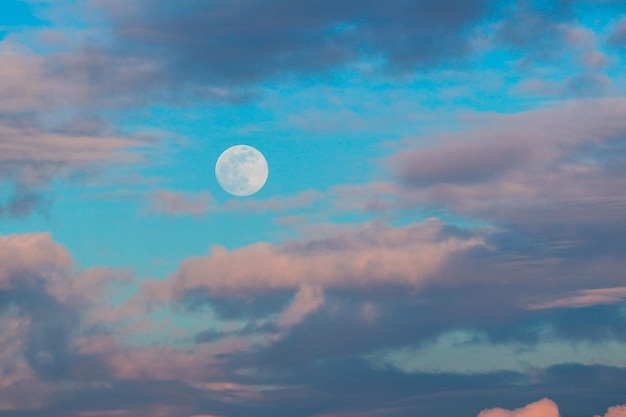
[1,1,626,416]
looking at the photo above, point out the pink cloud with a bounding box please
[527,287,626,310]
[0,119,146,187]
[596,405,626,417]
[477,398,559,417]
[352,98,626,226]
[0,232,73,287]
[276,285,325,328]
[146,189,212,216]
[0,236,138,329]
[143,219,484,300]
[0,44,82,113]
[0,42,168,191]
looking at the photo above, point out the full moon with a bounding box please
[215,145,268,197]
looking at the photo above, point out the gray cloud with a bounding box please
[608,17,626,47]
[380,98,626,225]
[0,190,49,220]
[93,0,492,86]
[390,142,532,186]
[1,230,626,416]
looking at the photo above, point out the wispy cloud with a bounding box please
[146,190,213,216]
[527,287,626,310]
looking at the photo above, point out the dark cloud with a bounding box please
[564,72,611,97]
[0,190,49,220]
[608,17,626,47]
[7,379,250,417]
[228,361,626,417]
[0,286,109,382]
[495,1,574,56]
[1,352,625,417]
[2,232,626,416]
[179,287,292,320]
[94,0,492,85]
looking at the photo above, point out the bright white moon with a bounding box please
[215,145,268,197]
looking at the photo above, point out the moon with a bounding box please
[215,145,268,197]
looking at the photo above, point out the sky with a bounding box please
[1,0,626,416]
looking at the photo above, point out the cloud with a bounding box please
[494,3,573,55]
[0,43,82,113]
[146,190,212,216]
[0,191,49,219]
[527,287,626,310]
[379,98,626,226]
[0,121,145,186]
[92,0,492,85]
[0,232,72,287]
[477,398,559,417]
[389,141,532,186]
[0,40,171,216]
[275,285,325,328]
[143,219,484,300]
[0,233,113,383]
[597,405,626,417]
[608,17,626,47]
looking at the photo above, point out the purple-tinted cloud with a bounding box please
[146,190,213,217]
[142,219,484,300]
[0,232,626,416]
[94,0,492,84]
[390,141,532,186]
[608,17,626,47]
[378,98,626,225]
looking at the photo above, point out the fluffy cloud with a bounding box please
[143,219,484,300]
[479,399,626,417]
[0,232,625,417]
[597,405,626,417]
[0,233,72,287]
[477,398,559,417]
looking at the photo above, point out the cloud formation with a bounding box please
[597,405,626,417]
[478,398,560,417]
[1,1,625,415]
[144,219,483,300]
[365,98,626,232]
[1,232,626,416]
[95,0,491,84]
